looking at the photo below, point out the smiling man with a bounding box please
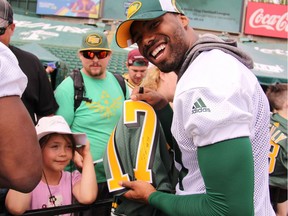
[114,0,275,216]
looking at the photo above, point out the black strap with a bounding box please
[70,69,92,112]
[113,73,127,98]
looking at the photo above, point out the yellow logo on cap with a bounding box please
[127,1,142,19]
[85,34,102,47]
[171,0,181,13]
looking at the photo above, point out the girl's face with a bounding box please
[42,134,73,173]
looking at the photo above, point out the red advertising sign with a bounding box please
[244,2,287,39]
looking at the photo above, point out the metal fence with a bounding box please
[19,199,113,216]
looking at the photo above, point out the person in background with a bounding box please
[0,0,58,124]
[114,0,274,215]
[45,62,57,74]
[55,31,129,216]
[123,48,149,94]
[5,115,97,215]
[44,62,57,90]
[0,41,42,192]
[266,83,288,216]
[141,66,177,107]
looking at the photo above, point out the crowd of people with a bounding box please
[0,0,286,215]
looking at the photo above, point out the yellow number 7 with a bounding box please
[106,100,157,192]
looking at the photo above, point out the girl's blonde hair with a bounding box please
[141,66,161,90]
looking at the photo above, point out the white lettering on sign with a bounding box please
[14,20,92,34]
[254,46,288,57]
[248,8,288,32]
[254,63,284,73]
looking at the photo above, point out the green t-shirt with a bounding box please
[55,70,128,183]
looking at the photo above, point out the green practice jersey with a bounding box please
[269,113,288,189]
[103,100,176,216]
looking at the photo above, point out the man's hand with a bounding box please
[131,87,168,110]
[119,180,157,204]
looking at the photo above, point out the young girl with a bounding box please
[5,115,97,215]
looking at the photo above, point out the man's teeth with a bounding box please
[152,44,165,57]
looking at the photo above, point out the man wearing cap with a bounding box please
[45,62,57,74]
[0,0,58,124]
[123,48,149,95]
[114,0,275,216]
[55,31,129,215]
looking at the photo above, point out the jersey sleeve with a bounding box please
[0,43,27,97]
[148,137,254,216]
[176,85,253,147]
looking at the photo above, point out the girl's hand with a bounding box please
[74,139,92,169]
[76,139,91,157]
[73,151,84,169]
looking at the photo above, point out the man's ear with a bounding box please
[10,23,16,31]
[179,15,189,28]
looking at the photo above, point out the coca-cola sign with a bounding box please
[244,2,287,39]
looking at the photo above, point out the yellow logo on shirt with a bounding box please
[86,91,122,118]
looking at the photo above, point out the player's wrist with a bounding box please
[153,97,169,110]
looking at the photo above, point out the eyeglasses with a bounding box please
[81,50,110,60]
[0,22,11,36]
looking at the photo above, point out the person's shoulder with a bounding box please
[9,45,41,62]
[56,76,73,89]
[106,71,118,80]
[0,43,18,64]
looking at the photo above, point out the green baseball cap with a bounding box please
[116,0,184,48]
[79,31,111,52]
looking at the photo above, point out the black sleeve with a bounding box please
[156,104,173,148]
[9,46,59,124]
[35,58,59,117]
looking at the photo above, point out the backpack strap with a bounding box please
[113,73,127,99]
[70,69,92,112]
